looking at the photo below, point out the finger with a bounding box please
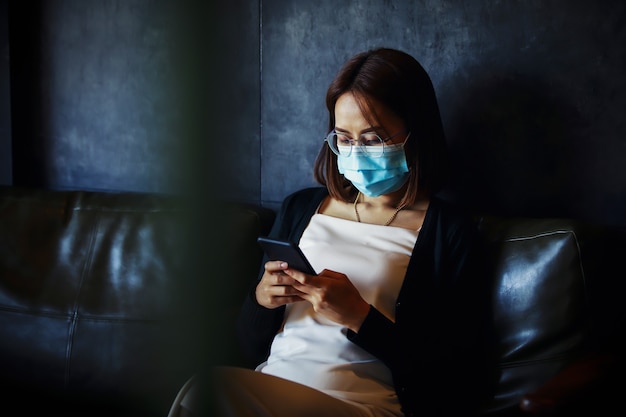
[267,284,306,305]
[283,268,314,286]
[287,277,319,298]
[272,295,306,306]
[272,271,300,286]
[264,260,289,272]
[259,274,300,295]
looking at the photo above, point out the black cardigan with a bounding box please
[237,187,494,417]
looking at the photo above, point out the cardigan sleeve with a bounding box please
[236,290,285,367]
[347,199,485,366]
[347,198,493,416]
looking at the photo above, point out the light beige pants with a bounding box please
[168,366,399,417]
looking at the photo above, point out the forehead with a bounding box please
[334,92,402,130]
[335,94,368,121]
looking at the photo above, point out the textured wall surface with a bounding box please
[9,0,184,193]
[2,0,625,225]
[255,0,626,225]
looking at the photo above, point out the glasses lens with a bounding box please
[325,132,391,157]
[361,134,384,157]
[326,132,352,156]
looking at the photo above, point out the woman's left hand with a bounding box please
[283,268,371,332]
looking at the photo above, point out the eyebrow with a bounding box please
[334,126,383,135]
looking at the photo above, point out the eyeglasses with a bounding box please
[325,129,410,157]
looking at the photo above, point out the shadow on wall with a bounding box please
[444,74,585,219]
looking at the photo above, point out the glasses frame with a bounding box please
[324,129,410,157]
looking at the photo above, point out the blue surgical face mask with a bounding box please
[337,143,409,197]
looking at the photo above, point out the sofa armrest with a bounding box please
[519,352,619,414]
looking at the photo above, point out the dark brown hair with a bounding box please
[313,48,449,206]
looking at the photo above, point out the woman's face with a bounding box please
[333,92,407,146]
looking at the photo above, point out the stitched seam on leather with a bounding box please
[0,308,161,323]
[74,316,161,323]
[0,307,74,317]
[64,212,99,388]
[499,352,579,368]
[72,207,180,213]
[504,229,573,242]
[570,230,590,316]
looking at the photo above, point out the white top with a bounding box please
[256,213,419,415]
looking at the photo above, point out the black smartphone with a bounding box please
[257,236,317,275]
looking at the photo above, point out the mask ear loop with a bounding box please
[379,131,411,157]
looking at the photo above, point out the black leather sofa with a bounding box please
[1,185,624,417]
[0,185,275,416]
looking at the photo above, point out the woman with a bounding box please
[219,48,493,417]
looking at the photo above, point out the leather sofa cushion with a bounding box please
[0,188,199,415]
[477,217,592,413]
[0,186,276,416]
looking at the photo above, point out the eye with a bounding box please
[336,134,354,146]
[360,134,383,146]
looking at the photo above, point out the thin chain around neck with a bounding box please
[353,191,405,226]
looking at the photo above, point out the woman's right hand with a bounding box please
[255,261,306,309]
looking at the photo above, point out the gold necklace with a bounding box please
[353,192,405,226]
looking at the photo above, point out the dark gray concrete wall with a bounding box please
[256,0,626,226]
[1,0,625,226]
[8,0,190,193]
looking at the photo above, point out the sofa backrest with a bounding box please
[476,216,622,413]
[0,186,275,416]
